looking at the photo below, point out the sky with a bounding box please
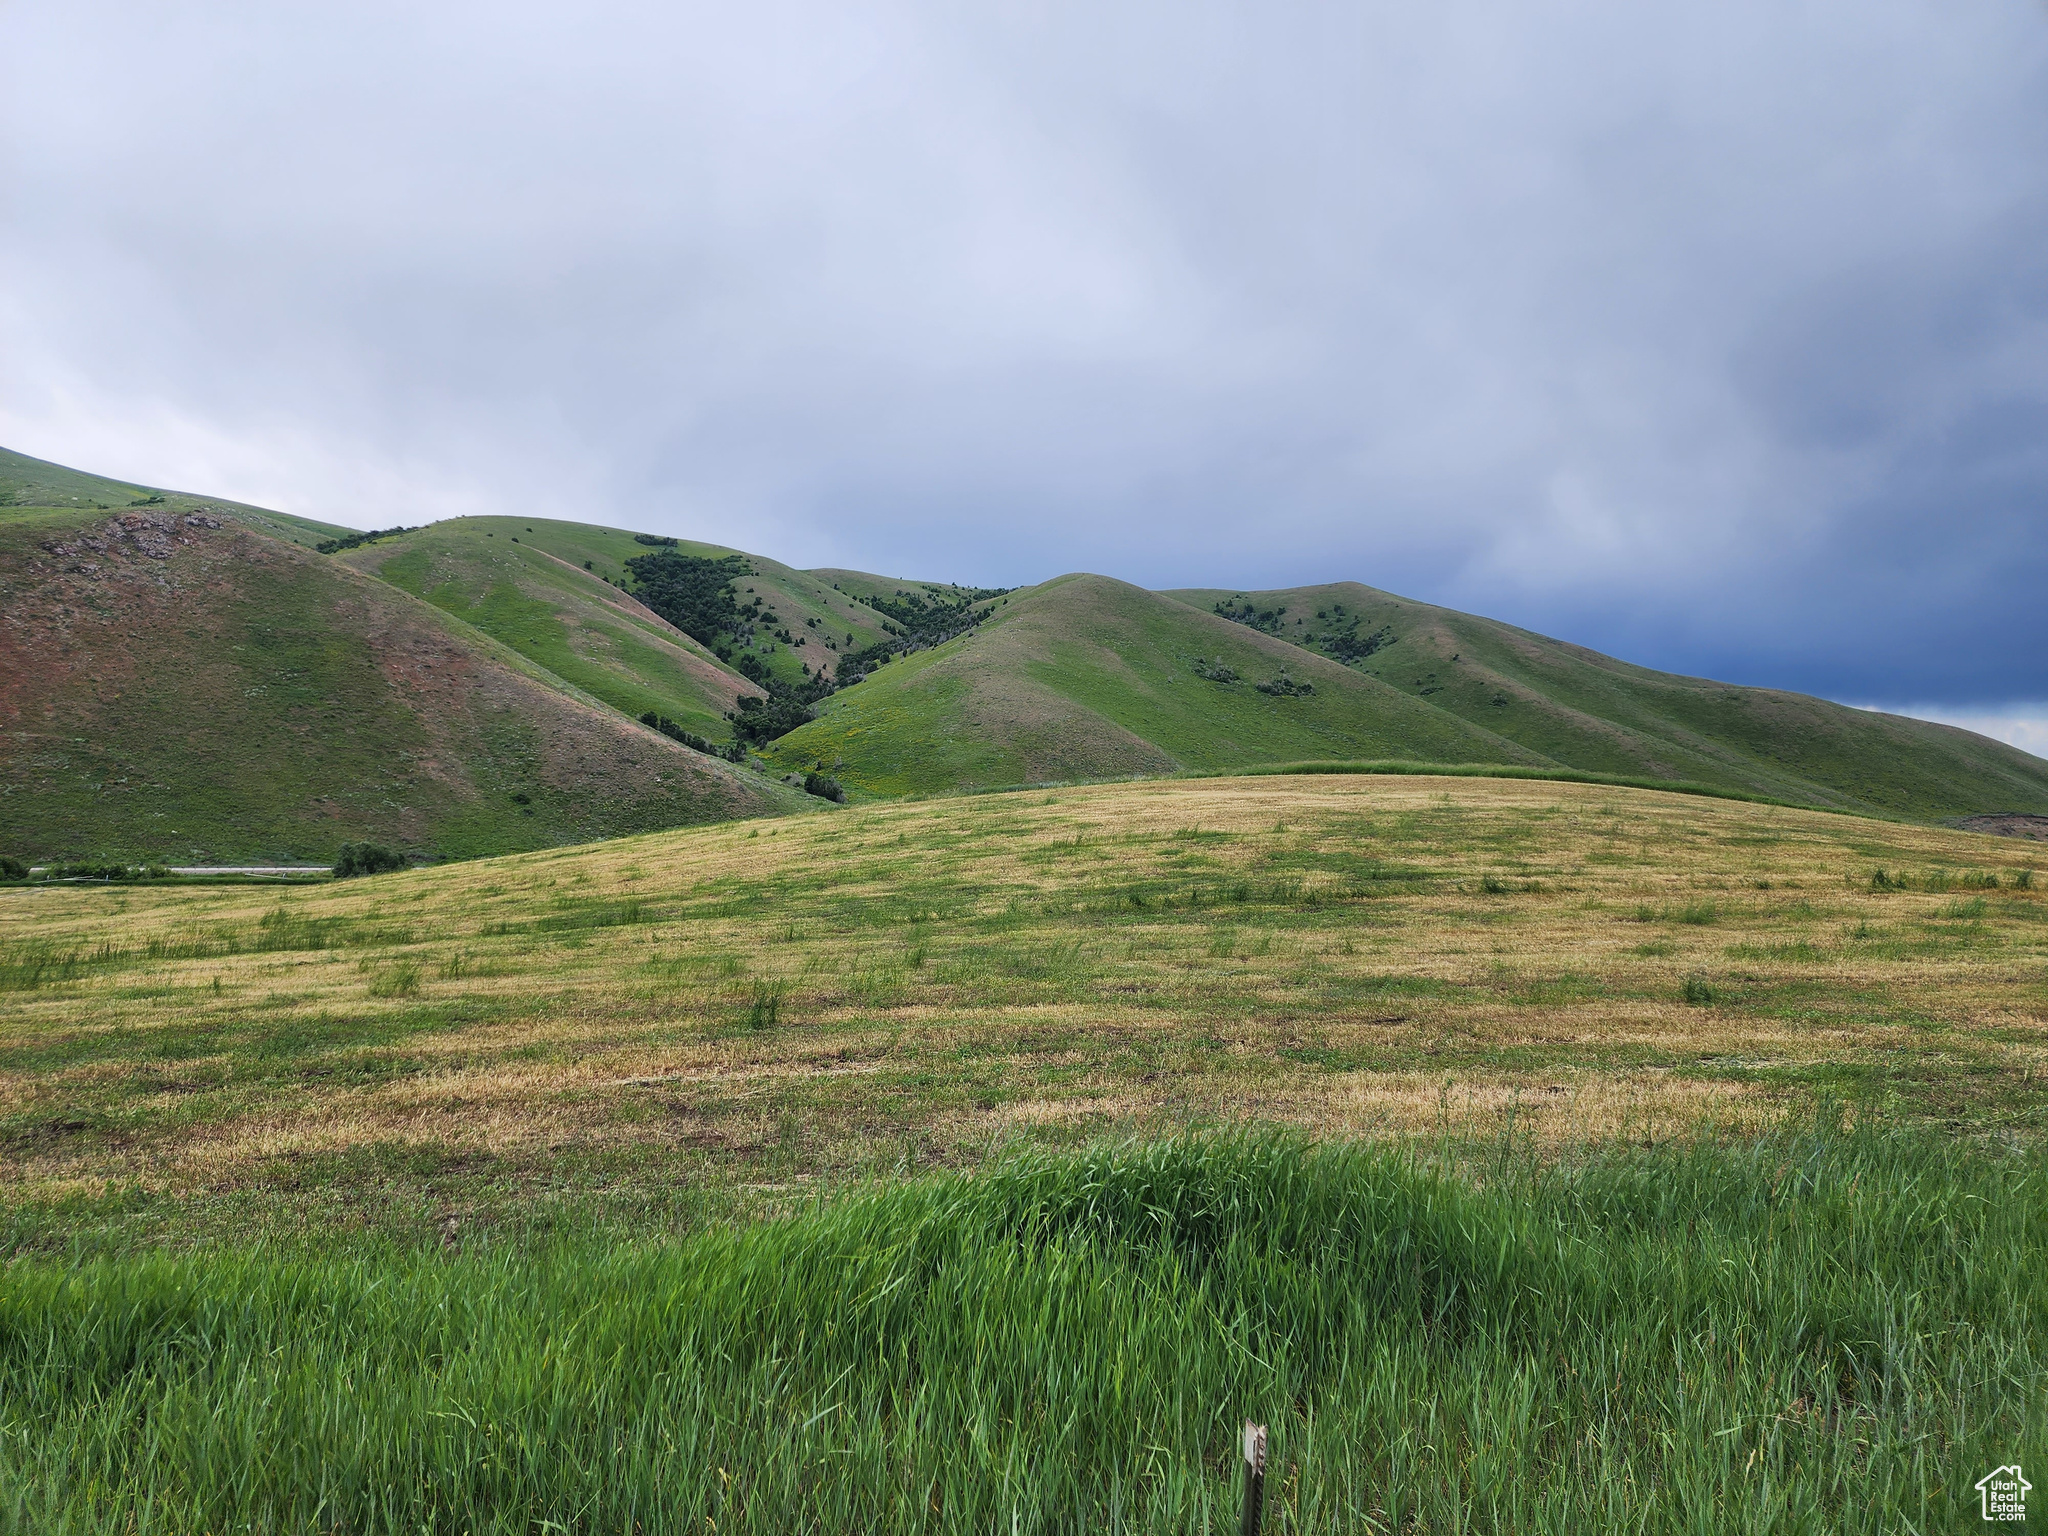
[4,1,2045,746]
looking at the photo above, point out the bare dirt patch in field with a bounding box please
[1953,813,2048,841]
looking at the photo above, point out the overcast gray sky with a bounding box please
[5,1,2045,743]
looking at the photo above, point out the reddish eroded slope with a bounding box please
[0,508,803,862]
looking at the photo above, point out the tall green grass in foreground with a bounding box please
[3,1122,2040,1533]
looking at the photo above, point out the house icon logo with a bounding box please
[1977,1465,2030,1522]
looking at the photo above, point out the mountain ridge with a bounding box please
[5,445,2044,861]
[1164,580,2048,819]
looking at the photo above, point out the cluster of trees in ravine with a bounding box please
[1213,597,1396,668]
[622,549,1009,749]
[314,525,417,554]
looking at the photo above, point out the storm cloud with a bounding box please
[4,1,2045,727]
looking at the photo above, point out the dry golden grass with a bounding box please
[4,774,2044,1217]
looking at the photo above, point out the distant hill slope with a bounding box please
[1166,582,2048,820]
[338,517,933,729]
[1,494,806,864]
[764,575,1536,794]
[10,446,2042,846]
[0,444,355,551]
[339,519,760,739]
[765,571,2047,818]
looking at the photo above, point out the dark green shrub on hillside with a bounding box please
[1191,659,1238,683]
[1319,622,1396,665]
[632,533,679,546]
[804,773,846,803]
[621,550,748,645]
[865,586,1013,645]
[729,693,817,745]
[624,552,936,744]
[1254,676,1315,697]
[333,843,406,879]
[627,564,999,741]
[315,526,416,555]
[834,640,898,685]
[639,712,746,762]
[724,651,839,744]
[1213,598,1288,636]
[0,856,26,881]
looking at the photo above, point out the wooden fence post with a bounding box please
[1240,1420,1268,1536]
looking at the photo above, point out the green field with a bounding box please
[2,773,2044,1530]
[5,1128,2038,1534]
[9,773,2046,1227]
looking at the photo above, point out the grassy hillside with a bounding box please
[13,442,2043,840]
[2,774,2041,1529]
[1171,582,2048,821]
[411,524,901,684]
[340,519,760,739]
[357,518,929,697]
[0,444,354,551]
[0,502,807,863]
[765,574,1535,793]
[771,571,2048,816]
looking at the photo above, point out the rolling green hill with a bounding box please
[1,487,807,864]
[338,520,759,740]
[1168,582,2048,821]
[344,518,914,707]
[763,575,1537,793]
[765,572,2048,820]
[9,444,2044,850]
